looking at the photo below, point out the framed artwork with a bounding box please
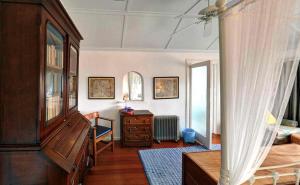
[88,77,115,99]
[153,76,179,99]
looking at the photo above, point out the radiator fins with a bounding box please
[154,115,179,143]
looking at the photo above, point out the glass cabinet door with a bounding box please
[68,45,78,109]
[45,23,64,125]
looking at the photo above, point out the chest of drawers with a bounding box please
[120,110,153,147]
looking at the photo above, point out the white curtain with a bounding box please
[219,0,300,184]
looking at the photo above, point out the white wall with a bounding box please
[78,50,219,139]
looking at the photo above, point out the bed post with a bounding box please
[216,0,229,185]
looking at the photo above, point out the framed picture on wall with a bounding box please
[153,76,179,99]
[88,77,115,99]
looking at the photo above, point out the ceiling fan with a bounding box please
[171,0,220,38]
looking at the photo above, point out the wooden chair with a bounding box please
[84,112,114,166]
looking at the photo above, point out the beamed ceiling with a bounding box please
[61,0,220,52]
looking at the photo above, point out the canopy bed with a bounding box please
[183,0,300,184]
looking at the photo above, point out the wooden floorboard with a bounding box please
[212,134,221,144]
[85,136,221,185]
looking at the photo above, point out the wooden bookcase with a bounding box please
[0,1,91,184]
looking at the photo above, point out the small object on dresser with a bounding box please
[123,94,130,109]
[121,94,134,115]
[121,107,134,115]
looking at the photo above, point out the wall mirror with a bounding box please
[123,71,144,101]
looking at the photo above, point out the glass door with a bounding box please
[68,45,78,109]
[190,61,211,149]
[45,23,64,125]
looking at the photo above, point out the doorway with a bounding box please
[190,61,212,149]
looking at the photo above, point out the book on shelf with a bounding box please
[46,72,62,96]
[47,95,62,121]
[53,73,58,93]
[69,95,76,108]
[47,44,63,68]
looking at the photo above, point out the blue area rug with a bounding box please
[138,144,221,185]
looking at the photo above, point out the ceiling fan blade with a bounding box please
[203,19,212,37]
[174,0,202,19]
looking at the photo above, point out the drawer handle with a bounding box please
[129,127,137,133]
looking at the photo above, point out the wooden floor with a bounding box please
[85,135,220,185]
[212,134,221,144]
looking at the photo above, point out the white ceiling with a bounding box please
[61,0,219,51]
